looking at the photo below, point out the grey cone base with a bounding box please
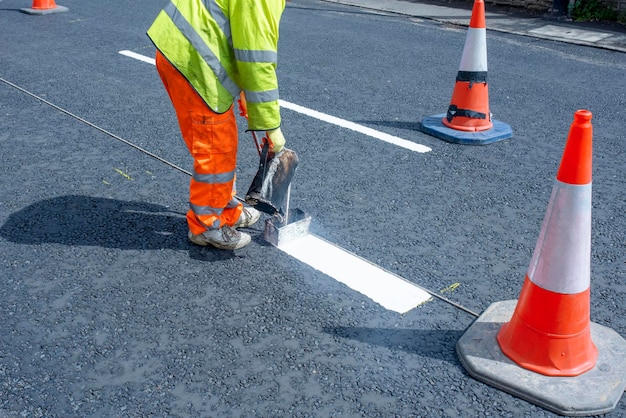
[21,5,68,15]
[456,300,626,416]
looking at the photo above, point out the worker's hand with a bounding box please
[265,127,285,153]
[237,92,247,117]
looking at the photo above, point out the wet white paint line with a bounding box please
[119,50,431,153]
[278,234,432,313]
[119,49,433,313]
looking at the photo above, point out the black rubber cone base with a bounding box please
[456,300,626,416]
[421,114,512,145]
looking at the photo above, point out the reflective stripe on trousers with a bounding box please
[155,51,242,234]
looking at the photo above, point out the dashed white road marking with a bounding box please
[277,101,431,153]
[119,49,433,313]
[119,50,155,65]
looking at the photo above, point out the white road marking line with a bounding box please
[279,234,432,314]
[118,50,431,153]
[119,49,433,313]
[278,101,431,153]
[119,50,155,65]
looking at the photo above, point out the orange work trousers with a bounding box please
[155,51,242,234]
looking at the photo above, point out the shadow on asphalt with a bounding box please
[0,195,248,261]
[323,326,463,363]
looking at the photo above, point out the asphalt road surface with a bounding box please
[1,0,625,416]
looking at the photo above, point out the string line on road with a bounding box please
[1,61,476,317]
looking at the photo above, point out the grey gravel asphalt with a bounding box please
[1,0,625,416]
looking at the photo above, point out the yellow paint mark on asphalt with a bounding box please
[113,168,132,180]
[441,282,460,294]
[102,180,110,185]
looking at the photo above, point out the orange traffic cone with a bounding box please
[21,0,68,15]
[456,110,626,415]
[443,0,492,132]
[420,0,511,144]
[496,109,597,376]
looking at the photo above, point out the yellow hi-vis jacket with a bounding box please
[147,0,285,131]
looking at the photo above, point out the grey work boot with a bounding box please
[188,225,251,250]
[233,206,261,229]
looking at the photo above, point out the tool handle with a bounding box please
[251,131,265,156]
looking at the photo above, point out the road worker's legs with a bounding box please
[155,51,244,239]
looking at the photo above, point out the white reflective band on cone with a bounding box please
[527,181,592,295]
[459,28,488,72]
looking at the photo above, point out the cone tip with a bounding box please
[574,109,592,123]
[556,110,593,185]
[469,0,487,29]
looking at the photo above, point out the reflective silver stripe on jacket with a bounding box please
[164,2,240,98]
[234,49,277,63]
[234,49,278,104]
[244,88,279,104]
[202,0,231,42]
